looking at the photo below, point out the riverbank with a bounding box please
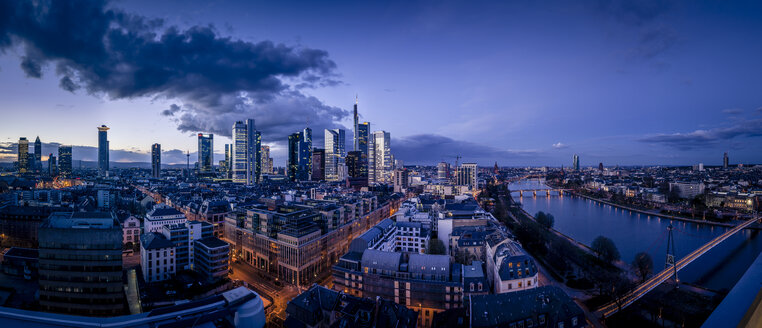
[569,191,762,230]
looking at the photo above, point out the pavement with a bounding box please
[228,261,300,323]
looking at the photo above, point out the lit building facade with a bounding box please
[324,128,346,181]
[369,131,391,183]
[18,137,28,174]
[98,125,109,174]
[58,145,72,177]
[197,133,214,174]
[151,143,161,178]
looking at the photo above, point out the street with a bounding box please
[228,261,300,323]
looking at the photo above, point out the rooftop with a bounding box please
[41,212,117,229]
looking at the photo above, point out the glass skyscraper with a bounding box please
[369,131,391,183]
[98,125,109,174]
[197,133,214,174]
[231,120,261,184]
[58,145,72,177]
[17,137,28,174]
[151,143,161,178]
[34,136,41,173]
[324,128,345,181]
[357,122,370,179]
[287,128,312,181]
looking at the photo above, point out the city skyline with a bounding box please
[2,1,762,167]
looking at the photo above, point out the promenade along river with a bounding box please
[509,180,762,291]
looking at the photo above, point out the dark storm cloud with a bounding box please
[392,134,539,165]
[639,119,762,150]
[0,0,345,138]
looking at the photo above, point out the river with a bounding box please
[509,180,762,291]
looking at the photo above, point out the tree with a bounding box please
[428,238,446,255]
[632,252,654,282]
[536,211,554,229]
[591,236,620,264]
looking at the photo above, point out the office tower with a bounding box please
[346,151,361,178]
[58,145,72,177]
[261,145,273,175]
[572,154,579,171]
[48,154,57,176]
[312,148,325,181]
[353,96,359,151]
[17,137,29,174]
[457,163,478,189]
[222,144,231,178]
[98,125,109,174]
[324,128,346,181]
[723,152,729,169]
[197,133,214,174]
[38,212,123,316]
[232,121,247,182]
[151,143,161,178]
[598,162,604,171]
[34,136,42,172]
[246,119,262,185]
[357,122,370,179]
[437,162,450,180]
[287,129,312,181]
[369,131,391,183]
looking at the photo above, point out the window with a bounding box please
[478,283,483,291]
[571,317,578,326]
[470,283,474,291]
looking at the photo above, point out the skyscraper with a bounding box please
[34,136,42,173]
[98,125,110,174]
[353,96,359,151]
[357,122,370,180]
[232,121,247,183]
[17,137,28,174]
[324,128,345,181]
[48,153,57,176]
[287,129,312,181]
[58,145,72,177]
[152,143,161,178]
[223,144,232,178]
[197,133,214,174]
[369,131,391,183]
[312,148,325,181]
[723,152,729,169]
[231,120,261,184]
[261,145,273,175]
[572,154,579,171]
[246,119,262,185]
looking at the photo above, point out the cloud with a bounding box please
[162,104,182,116]
[634,25,677,59]
[552,142,568,149]
[0,0,344,140]
[638,119,762,150]
[598,0,671,26]
[722,108,743,115]
[392,134,539,165]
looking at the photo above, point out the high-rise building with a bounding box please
[369,131,391,183]
[38,212,123,316]
[353,96,359,151]
[246,119,262,185]
[232,120,261,184]
[437,162,450,180]
[324,128,346,181]
[34,136,42,173]
[598,162,604,171]
[17,137,29,174]
[261,145,273,175]
[572,154,579,171]
[223,144,232,178]
[287,129,312,181]
[151,143,161,178]
[197,133,214,174]
[98,125,110,174]
[723,152,729,169]
[48,153,57,176]
[312,148,325,181]
[457,163,478,189]
[58,146,72,177]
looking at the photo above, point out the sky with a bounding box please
[1,0,761,167]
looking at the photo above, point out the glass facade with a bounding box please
[98,125,109,174]
[197,133,214,173]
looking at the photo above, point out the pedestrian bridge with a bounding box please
[595,216,760,319]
